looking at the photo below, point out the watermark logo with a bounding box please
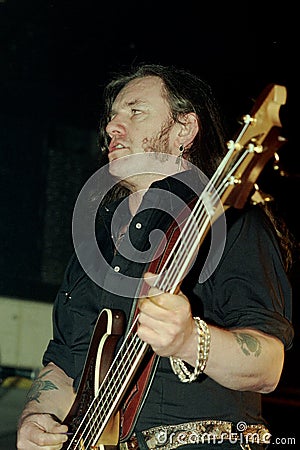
[149,421,273,447]
[72,153,227,296]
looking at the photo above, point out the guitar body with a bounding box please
[62,308,125,450]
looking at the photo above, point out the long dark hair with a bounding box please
[97,63,295,272]
[98,64,228,178]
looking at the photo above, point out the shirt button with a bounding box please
[135,222,142,229]
[114,265,120,272]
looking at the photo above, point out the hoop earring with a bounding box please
[176,144,185,171]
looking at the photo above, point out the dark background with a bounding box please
[0,0,298,446]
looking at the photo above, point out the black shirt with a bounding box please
[43,171,294,438]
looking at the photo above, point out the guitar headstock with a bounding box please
[223,83,287,209]
[234,83,286,149]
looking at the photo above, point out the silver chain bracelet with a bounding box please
[169,317,211,383]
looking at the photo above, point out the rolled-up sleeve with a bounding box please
[196,206,294,350]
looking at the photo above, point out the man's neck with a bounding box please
[128,188,147,216]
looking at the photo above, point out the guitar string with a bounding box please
[89,96,282,446]
[72,198,220,445]
[161,149,251,292]
[68,135,253,448]
[64,320,137,447]
[68,151,251,450]
[80,154,247,447]
[68,147,252,449]
[151,115,254,294]
[155,148,251,293]
[151,143,237,292]
[78,198,213,448]
[68,321,143,448]
[83,332,146,449]
[80,334,144,449]
[68,316,146,449]
[69,334,144,449]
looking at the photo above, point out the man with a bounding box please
[17,64,294,450]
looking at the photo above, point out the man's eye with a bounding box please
[131,109,142,115]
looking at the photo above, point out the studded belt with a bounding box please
[119,420,271,449]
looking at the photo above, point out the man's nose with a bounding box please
[106,116,126,137]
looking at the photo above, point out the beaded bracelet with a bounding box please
[169,317,210,383]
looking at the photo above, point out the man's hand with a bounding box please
[16,363,76,449]
[17,412,69,449]
[137,271,197,362]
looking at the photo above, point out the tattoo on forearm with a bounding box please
[234,333,262,357]
[25,370,58,404]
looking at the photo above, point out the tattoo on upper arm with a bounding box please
[234,332,262,357]
[25,369,58,404]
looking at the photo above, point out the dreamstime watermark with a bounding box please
[72,153,227,296]
[152,421,272,447]
[272,436,297,446]
[150,420,297,447]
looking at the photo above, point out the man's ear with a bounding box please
[177,112,199,148]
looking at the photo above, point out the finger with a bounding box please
[144,271,173,301]
[51,422,69,434]
[20,422,69,449]
[36,430,69,448]
[144,271,182,297]
[138,293,169,312]
[143,271,159,287]
[29,414,68,434]
[138,295,188,320]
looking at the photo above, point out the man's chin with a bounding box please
[108,152,181,187]
[108,157,128,180]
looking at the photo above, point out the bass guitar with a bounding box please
[62,83,287,449]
